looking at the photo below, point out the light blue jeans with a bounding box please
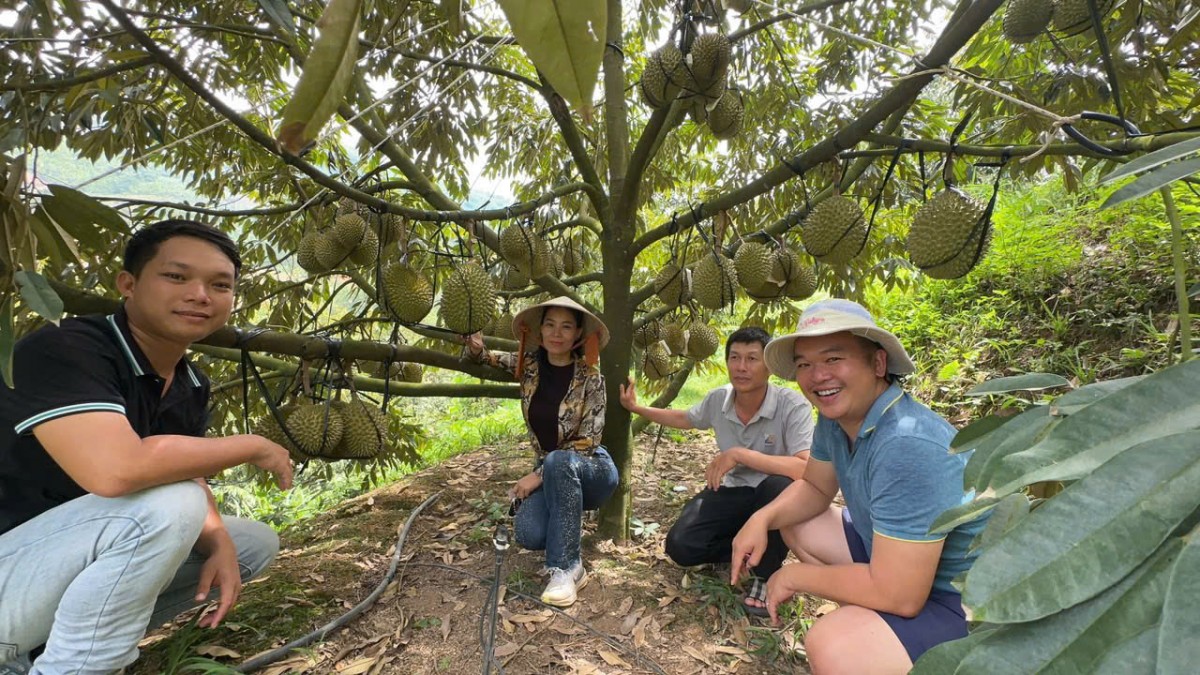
[514,448,618,570]
[0,481,278,674]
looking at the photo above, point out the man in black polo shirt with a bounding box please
[0,220,293,674]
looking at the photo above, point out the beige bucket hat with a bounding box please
[512,296,610,350]
[764,299,915,379]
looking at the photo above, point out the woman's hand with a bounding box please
[463,332,485,357]
[510,471,543,500]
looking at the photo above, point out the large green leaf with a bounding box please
[989,359,1200,494]
[1101,157,1200,209]
[909,627,999,674]
[1050,375,1145,417]
[963,405,1056,492]
[495,0,607,113]
[1157,524,1200,675]
[958,539,1179,673]
[257,0,297,37]
[965,373,1071,397]
[967,493,1029,555]
[950,413,1014,453]
[14,270,63,325]
[39,185,128,243]
[930,496,1000,536]
[1098,135,1200,184]
[1092,625,1157,674]
[963,432,1200,622]
[277,0,361,154]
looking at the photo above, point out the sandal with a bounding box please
[742,577,770,618]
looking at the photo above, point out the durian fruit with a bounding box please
[654,264,692,308]
[1052,0,1114,35]
[381,213,408,247]
[331,399,388,459]
[642,342,673,380]
[692,254,739,310]
[381,262,434,323]
[486,310,516,340]
[499,225,552,278]
[439,261,498,334]
[907,187,990,280]
[559,241,586,277]
[1003,0,1054,43]
[640,44,685,108]
[707,89,744,139]
[297,232,330,274]
[253,404,303,461]
[372,361,402,380]
[494,263,529,291]
[686,322,720,360]
[285,403,345,457]
[336,197,359,216]
[400,361,424,383]
[331,213,368,250]
[348,226,379,266]
[312,231,351,271]
[751,248,818,301]
[662,322,688,355]
[734,241,773,291]
[801,195,867,265]
[686,33,732,97]
[633,320,662,348]
[783,262,818,300]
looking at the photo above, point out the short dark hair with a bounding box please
[123,219,242,278]
[725,326,771,359]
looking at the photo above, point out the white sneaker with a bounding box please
[541,562,588,607]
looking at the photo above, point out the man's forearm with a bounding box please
[193,479,233,555]
[776,562,926,617]
[757,478,834,530]
[629,405,693,429]
[119,434,266,494]
[734,449,809,481]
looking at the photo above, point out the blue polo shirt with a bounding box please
[810,383,987,594]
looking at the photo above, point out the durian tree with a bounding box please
[1,0,1197,538]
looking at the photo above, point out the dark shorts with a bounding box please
[841,509,968,663]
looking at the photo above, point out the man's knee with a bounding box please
[664,521,707,567]
[805,606,908,675]
[130,481,208,542]
[757,474,793,500]
[226,518,279,580]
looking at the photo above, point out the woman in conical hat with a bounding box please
[465,296,616,608]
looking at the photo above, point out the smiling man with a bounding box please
[620,327,812,616]
[731,299,989,673]
[0,220,294,675]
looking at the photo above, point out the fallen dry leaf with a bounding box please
[194,645,241,659]
[493,641,520,658]
[336,655,380,674]
[598,649,630,667]
[683,645,712,666]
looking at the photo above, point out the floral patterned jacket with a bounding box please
[477,349,606,457]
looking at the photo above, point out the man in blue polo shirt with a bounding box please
[0,220,294,674]
[731,299,988,673]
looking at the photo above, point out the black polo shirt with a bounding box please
[0,308,210,536]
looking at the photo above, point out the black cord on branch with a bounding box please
[235,491,442,673]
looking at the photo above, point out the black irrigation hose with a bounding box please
[406,562,670,675]
[235,491,442,673]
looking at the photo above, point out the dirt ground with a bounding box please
[135,432,820,674]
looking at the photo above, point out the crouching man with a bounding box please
[732,299,989,673]
[0,220,293,674]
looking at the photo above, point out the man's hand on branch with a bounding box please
[250,437,294,490]
[619,376,640,412]
[463,332,485,358]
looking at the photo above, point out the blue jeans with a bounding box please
[0,481,278,674]
[514,448,618,570]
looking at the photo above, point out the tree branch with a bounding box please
[630,0,1007,255]
[846,130,1200,159]
[544,87,609,216]
[196,345,519,399]
[631,360,695,436]
[728,0,857,43]
[1,56,156,92]
[602,0,630,220]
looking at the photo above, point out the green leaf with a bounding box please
[1098,136,1200,185]
[1050,375,1145,417]
[0,295,13,388]
[257,0,297,37]
[967,493,1029,555]
[959,539,1180,672]
[909,627,999,674]
[14,270,63,325]
[989,360,1200,494]
[277,0,362,154]
[1092,625,1157,674]
[964,406,1057,492]
[495,0,607,113]
[1158,525,1200,675]
[965,373,1071,397]
[1101,157,1200,209]
[950,413,1014,453]
[929,496,1000,536]
[40,185,128,240]
[963,432,1200,622]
